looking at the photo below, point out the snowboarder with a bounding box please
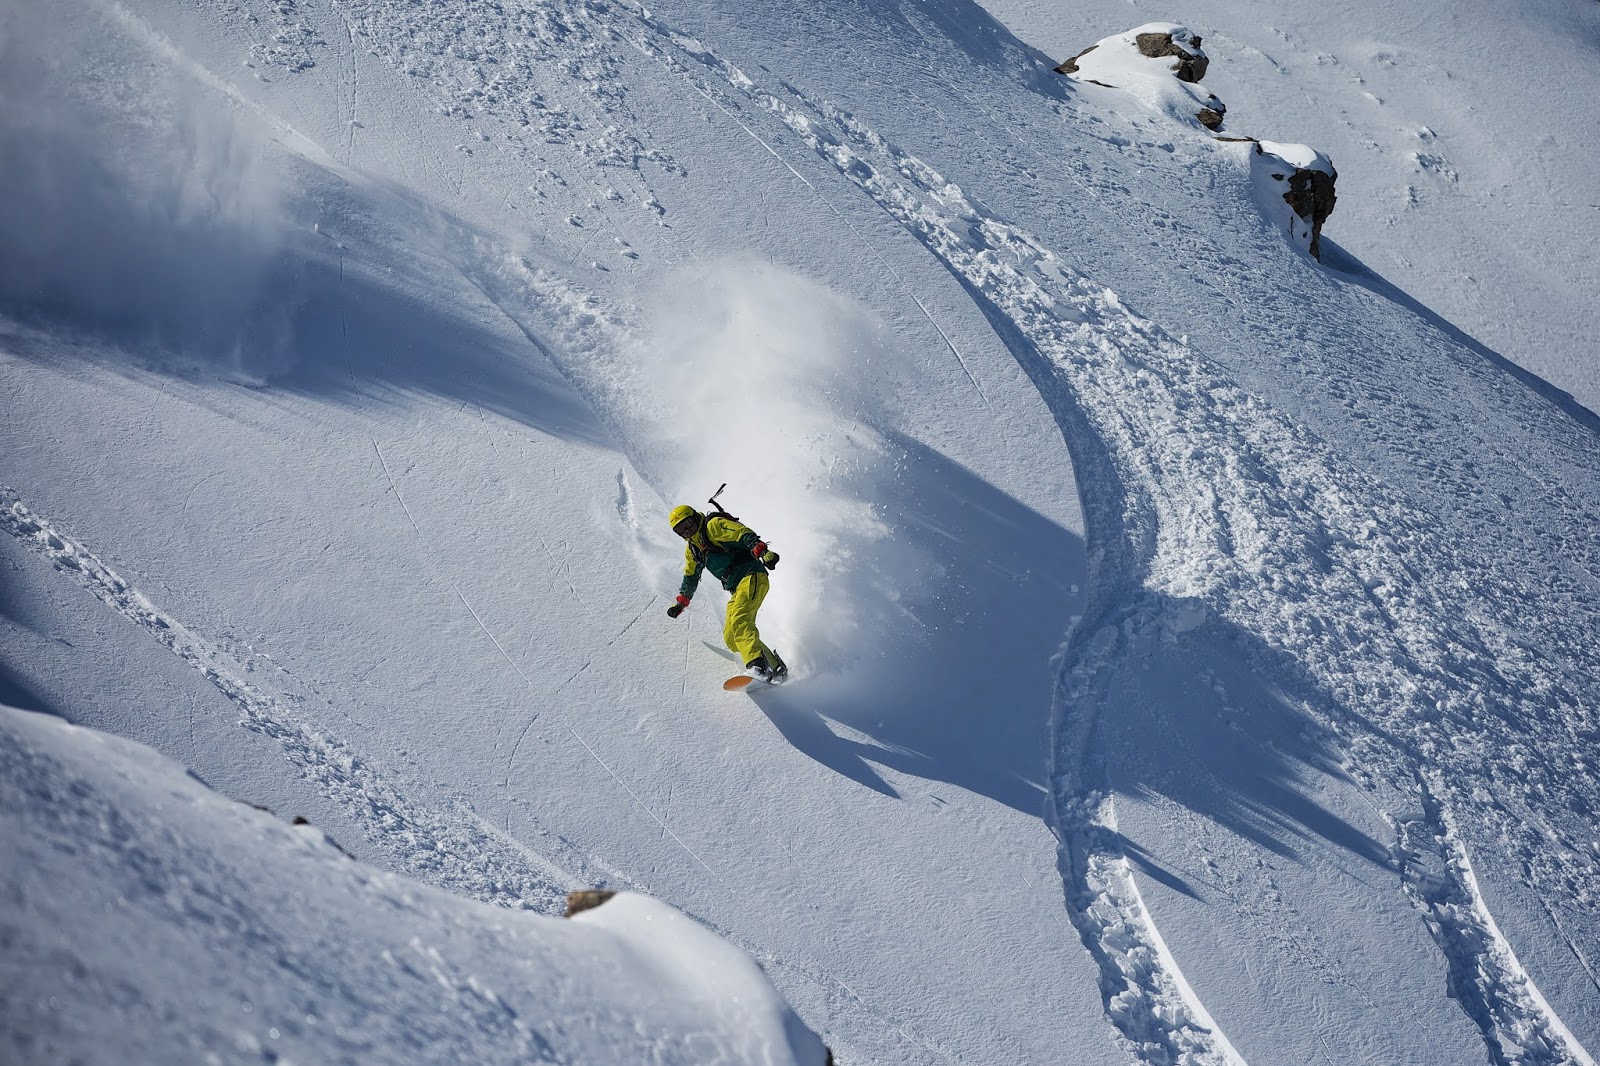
[665,503,787,681]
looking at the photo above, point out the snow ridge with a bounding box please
[0,487,578,913]
[1052,620,1243,1064]
[1396,777,1599,1066]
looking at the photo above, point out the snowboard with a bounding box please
[723,672,786,692]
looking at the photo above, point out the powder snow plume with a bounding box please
[633,259,931,677]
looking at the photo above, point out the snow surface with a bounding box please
[3,0,1599,1063]
[1255,141,1333,176]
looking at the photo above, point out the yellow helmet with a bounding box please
[669,505,702,537]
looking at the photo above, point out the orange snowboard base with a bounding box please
[724,674,788,691]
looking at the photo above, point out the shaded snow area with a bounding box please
[2,0,1598,1064]
[0,705,826,1065]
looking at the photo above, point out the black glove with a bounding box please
[667,595,690,619]
[761,550,779,570]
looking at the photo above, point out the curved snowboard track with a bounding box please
[603,11,1600,1062]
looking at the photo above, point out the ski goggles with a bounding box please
[673,514,700,538]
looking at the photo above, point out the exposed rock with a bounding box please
[1286,168,1337,233]
[1135,30,1209,83]
[1053,23,1226,131]
[1285,167,1338,258]
[289,814,356,859]
[1053,44,1095,76]
[564,888,618,917]
[1253,141,1339,259]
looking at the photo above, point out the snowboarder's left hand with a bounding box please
[666,594,691,619]
[760,550,779,570]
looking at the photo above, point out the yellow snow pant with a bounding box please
[724,571,773,668]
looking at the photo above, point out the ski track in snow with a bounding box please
[0,487,579,915]
[1396,776,1600,1066]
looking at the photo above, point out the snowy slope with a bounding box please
[3,0,1598,1064]
[975,0,1600,416]
[0,703,826,1065]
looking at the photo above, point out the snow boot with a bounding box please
[745,649,788,683]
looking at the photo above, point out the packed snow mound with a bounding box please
[1055,23,1226,130]
[0,704,828,1066]
[1257,141,1334,175]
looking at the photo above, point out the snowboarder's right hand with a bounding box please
[666,594,691,619]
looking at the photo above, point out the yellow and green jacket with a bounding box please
[680,516,765,598]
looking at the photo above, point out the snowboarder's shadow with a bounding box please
[743,686,903,800]
[750,433,1390,894]
[700,641,900,797]
[762,432,1082,815]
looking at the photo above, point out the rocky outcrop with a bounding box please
[564,888,618,917]
[1052,23,1225,132]
[1135,30,1209,83]
[1054,24,1338,258]
[1052,45,1095,77]
[1194,103,1226,132]
[1284,168,1338,251]
[1252,141,1339,259]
